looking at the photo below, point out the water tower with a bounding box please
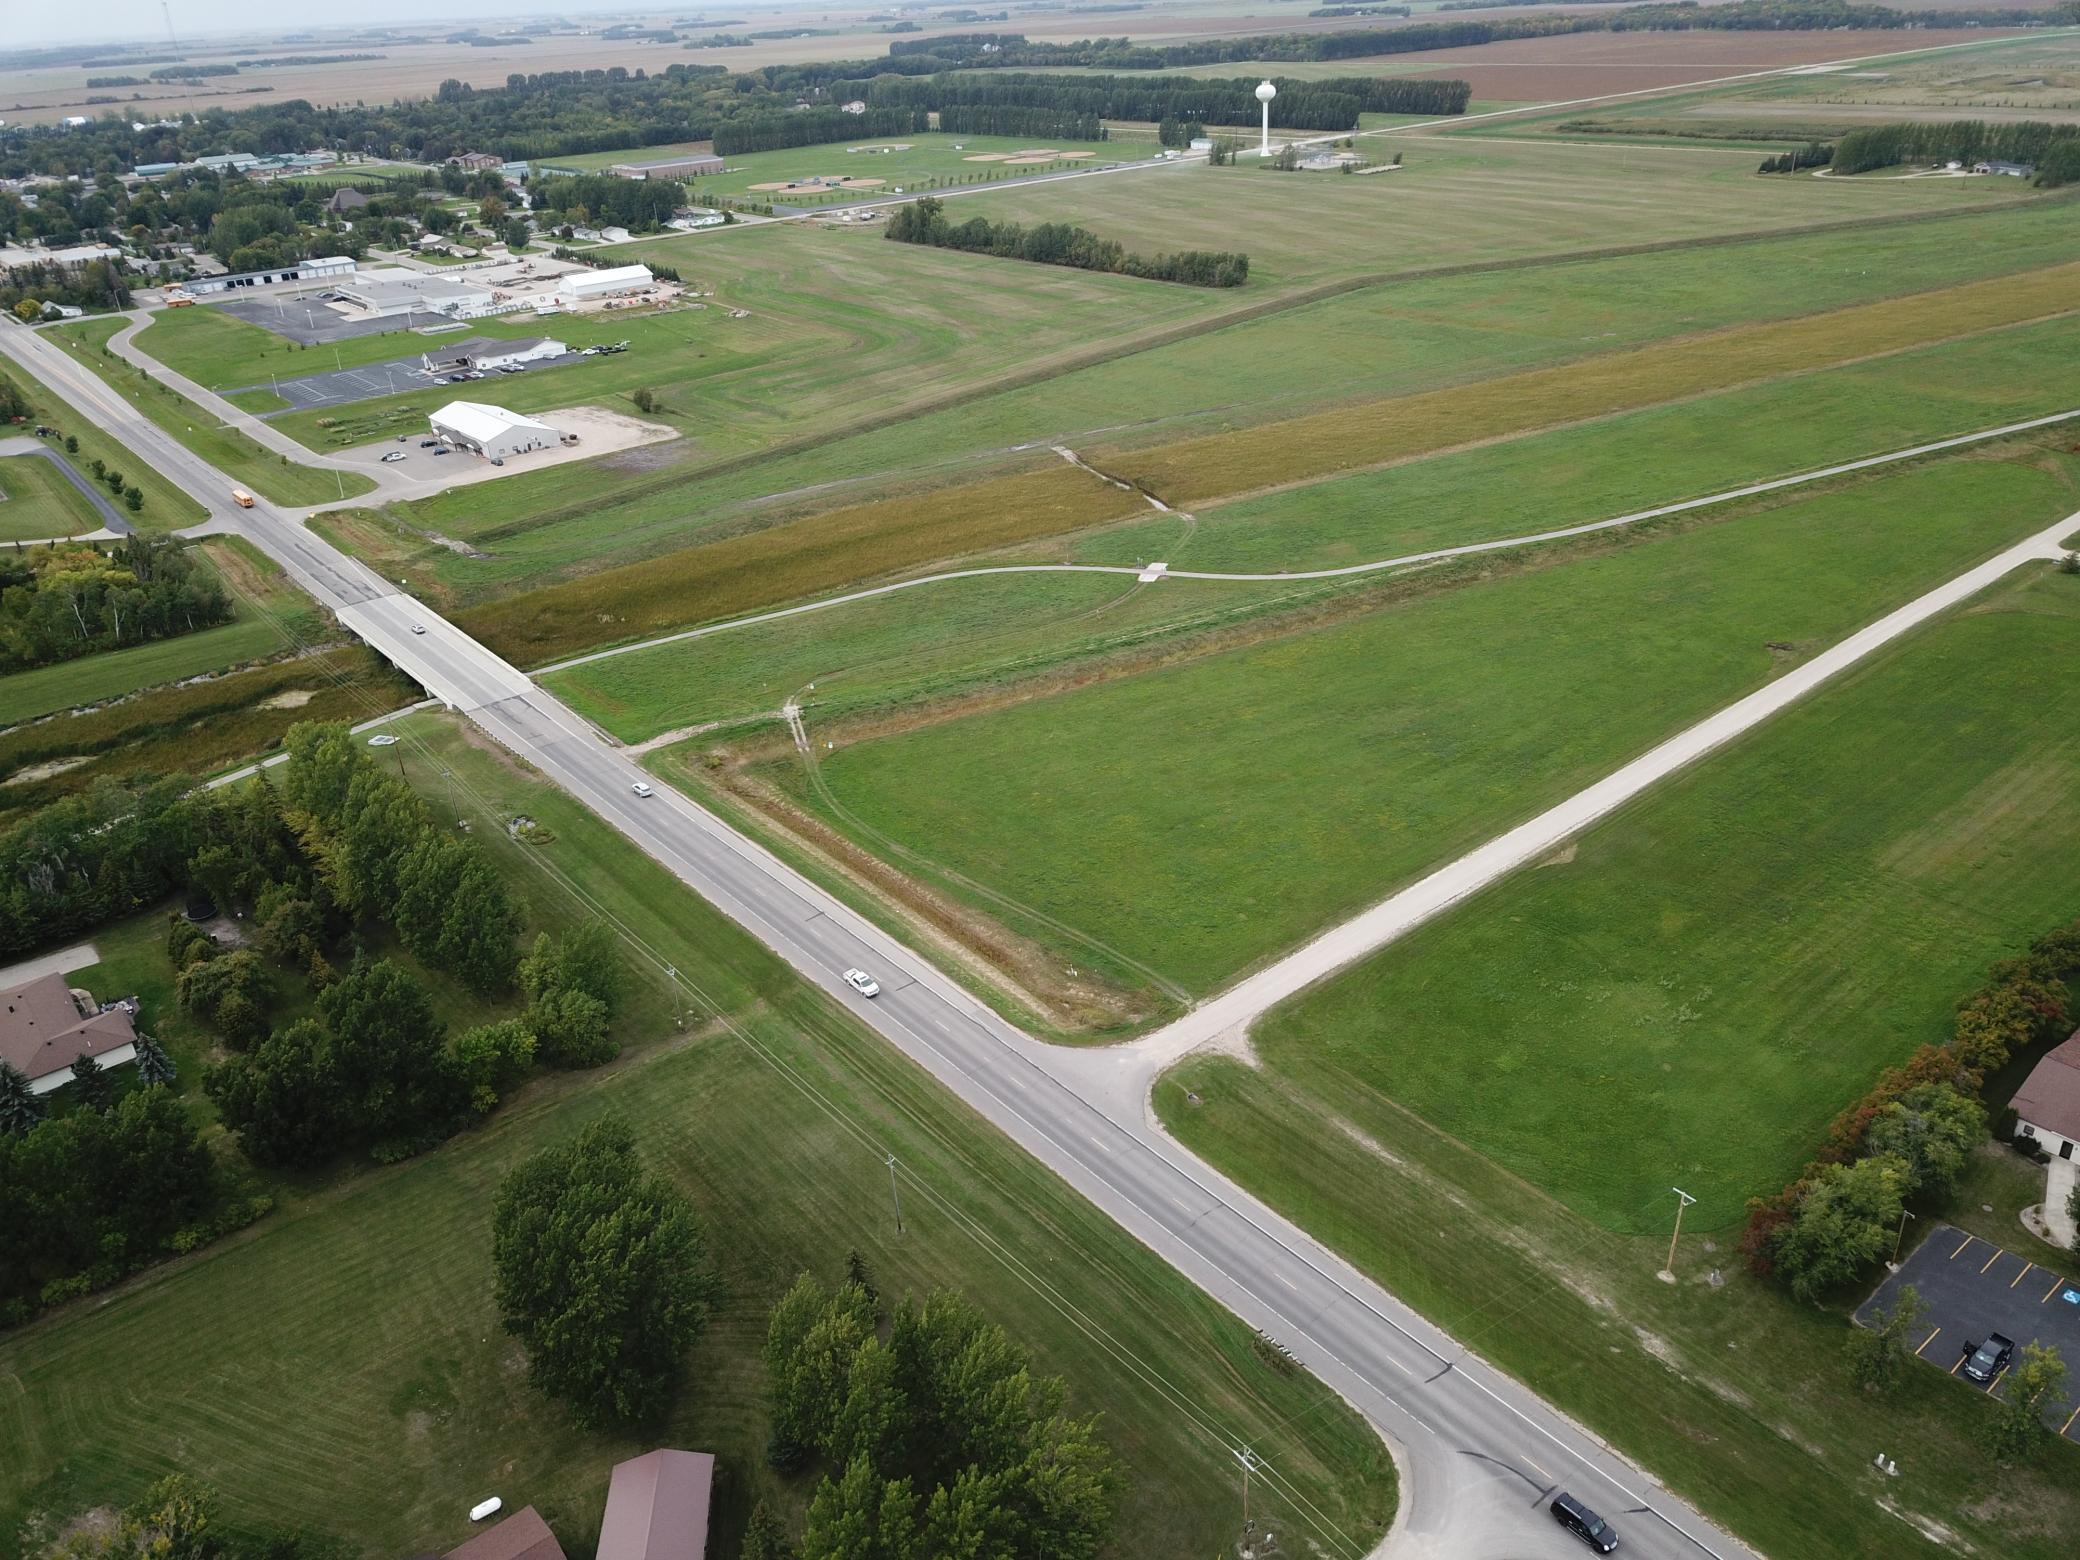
[1255,79,1277,157]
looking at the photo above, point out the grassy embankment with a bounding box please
[0,454,101,540]
[0,538,331,730]
[2,349,203,527]
[0,717,1396,1560]
[1159,564,2080,1560]
[728,456,2078,1002]
[49,319,375,507]
[547,314,2080,740]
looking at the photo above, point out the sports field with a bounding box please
[709,455,2077,999]
[0,718,1393,1558]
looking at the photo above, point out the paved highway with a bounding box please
[1,315,1759,1559]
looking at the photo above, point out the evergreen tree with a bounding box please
[0,1060,45,1136]
[68,1051,113,1112]
[134,1034,177,1088]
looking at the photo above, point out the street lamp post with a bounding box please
[1658,1187,1697,1283]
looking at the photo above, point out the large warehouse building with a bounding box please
[557,264,654,305]
[336,266,496,320]
[430,401,568,461]
[610,153,724,179]
[177,254,355,296]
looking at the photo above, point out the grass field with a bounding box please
[0,716,1395,1560]
[49,320,376,507]
[733,455,2078,1002]
[1153,564,2080,1560]
[0,538,328,729]
[0,453,99,540]
[2,353,203,527]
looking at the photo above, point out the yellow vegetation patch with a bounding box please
[462,463,1145,667]
[1105,260,2080,506]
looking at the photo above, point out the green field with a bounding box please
[49,320,376,507]
[732,455,2077,1002]
[1154,565,2080,1560]
[1,354,203,527]
[0,453,100,540]
[0,717,1394,1560]
[551,131,1134,205]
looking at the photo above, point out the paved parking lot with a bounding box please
[212,290,457,345]
[237,351,587,415]
[1860,1223,2080,1439]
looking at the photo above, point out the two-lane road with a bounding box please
[1,316,1750,1560]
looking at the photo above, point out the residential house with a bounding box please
[0,972,138,1095]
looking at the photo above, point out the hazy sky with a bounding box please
[16,2,718,50]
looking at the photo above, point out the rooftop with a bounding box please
[598,1450,715,1560]
[443,1507,567,1560]
[0,972,134,1083]
[431,400,564,442]
[2015,1030,2080,1142]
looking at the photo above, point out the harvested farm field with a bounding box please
[1385,27,2042,101]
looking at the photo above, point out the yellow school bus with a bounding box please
[230,488,256,508]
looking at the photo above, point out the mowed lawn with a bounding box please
[0,719,1394,1560]
[774,457,2077,997]
[1252,564,2080,1232]
[0,453,101,540]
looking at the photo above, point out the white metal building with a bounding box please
[176,254,354,295]
[557,263,654,304]
[429,400,567,460]
[424,336,568,373]
[334,266,495,319]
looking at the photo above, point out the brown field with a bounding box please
[1106,258,2080,505]
[1387,26,2040,101]
[457,462,1144,667]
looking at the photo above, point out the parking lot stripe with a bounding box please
[1980,1247,2005,1275]
[1950,1233,1976,1260]
[2011,1261,2034,1289]
[2048,1274,2068,1304]
[1988,1365,2008,1394]
[1949,1353,1967,1376]
[1914,1326,1942,1358]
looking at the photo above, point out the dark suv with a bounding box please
[1961,1333,2015,1385]
[1552,1492,1619,1553]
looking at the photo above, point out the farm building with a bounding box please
[0,972,138,1095]
[178,254,355,295]
[557,264,655,304]
[2014,1030,2080,1160]
[609,153,726,180]
[194,152,260,174]
[597,1450,715,1560]
[422,336,568,373]
[448,151,503,171]
[442,1507,566,1560]
[430,401,568,460]
[325,187,370,214]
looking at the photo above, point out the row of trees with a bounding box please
[1757,141,1833,174]
[887,197,1248,287]
[1744,918,2080,1300]
[846,68,1471,127]
[0,256,132,316]
[711,106,930,157]
[528,171,687,233]
[0,538,231,674]
[1832,118,2080,180]
[761,1271,1119,1559]
[937,105,1107,141]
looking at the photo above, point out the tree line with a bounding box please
[1832,118,2080,180]
[1743,918,2080,1302]
[0,257,133,316]
[841,68,1470,128]
[711,106,930,156]
[887,196,1248,287]
[0,538,231,675]
[936,104,1107,141]
[528,172,687,232]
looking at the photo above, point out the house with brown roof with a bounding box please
[2014,1029,2080,1161]
[0,971,137,1094]
[444,1506,567,1560]
[326,187,370,215]
[597,1450,714,1560]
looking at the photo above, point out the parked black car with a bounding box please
[1961,1333,2015,1385]
[1552,1493,1619,1553]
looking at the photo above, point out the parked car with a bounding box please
[420,439,438,448]
[630,781,654,798]
[843,968,881,998]
[1551,1494,1618,1553]
[1961,1334,2015,1385]
[395,433,409,442]
[433,447,450,456]
[380,451,407,463]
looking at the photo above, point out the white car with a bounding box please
[630,781,654,798]
[843,968,880,998]
[380,451,407,463]
[367,734,399,748]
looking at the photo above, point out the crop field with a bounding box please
[0,454,99,540]
[966,128,2036,288]
[0,716,1394,1559]
[726,455,2078,1001]
[50,320,375,507]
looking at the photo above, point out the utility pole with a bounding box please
[1891,1208,1916,1268]
[666,964,683,1029]
[886,1154,905,1234]
[1658,1187,1697,1283]
[1235,1446,1276,1557]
